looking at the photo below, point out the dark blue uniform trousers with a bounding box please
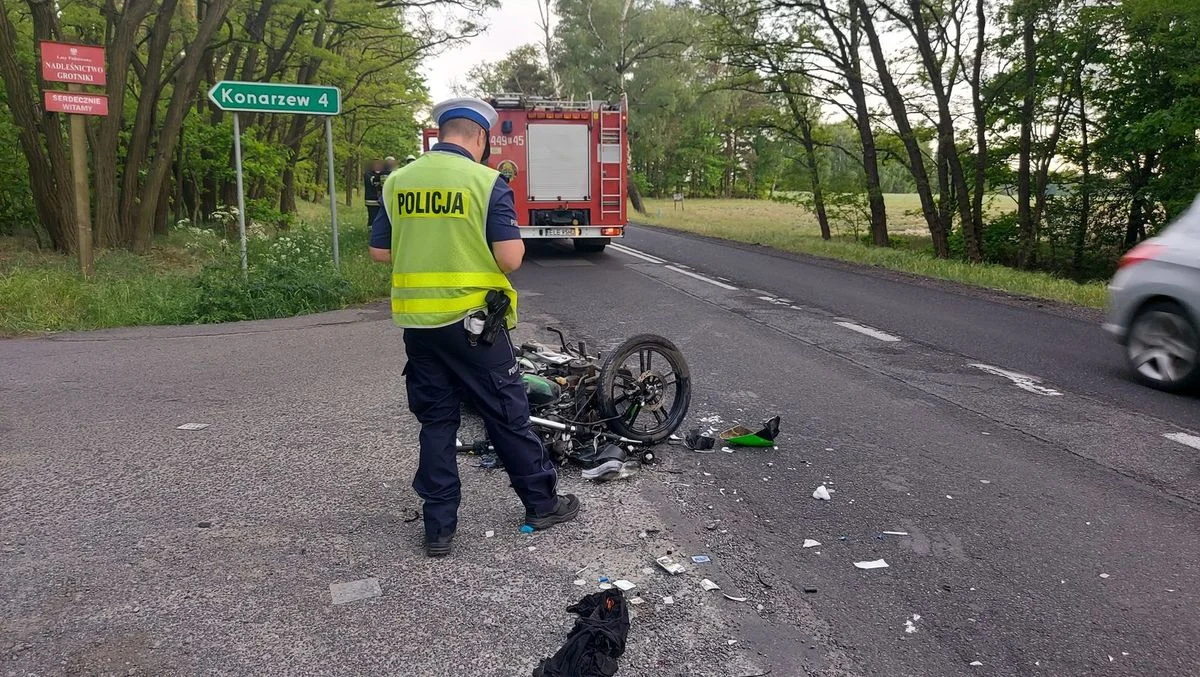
[403,322,559,538]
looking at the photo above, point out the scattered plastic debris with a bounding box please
[882,531,909,536]
[980,479,991,484]
[727,639,738,646]
[528,546,538,552]
[719,416,781,447]
[329,578,382,605]
[692,555,711,563]
[520,525,535,534]
[812,485,832,500]
[854,559,889,570]
[629,596,645,605]
[196,521,212,529]
[803,539,821,548]
[663,596,674,605]
[573,579,586,586]
[723,594,748,602]
[803,586,818,594]
[904,614,921,634]
[969,661,983,666]
[945,495,953,499]
[1100,573,1110,579]
[535,590,630,677]
[477,452,502,469]
[599,576,610,583]
[485,530,495,538]
[721,447,735,453]
[669,434,682,441]
[175,423,210,431]
[599,583,613,590]
[614,580,636,592]
[656,556,686,575]
[700,579,721,592]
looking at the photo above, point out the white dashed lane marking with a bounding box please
[970,363,1063,396]
[663,265,739,290]
[609,243,666,264]
[834,321,902,343]
[1163,432,1200,451]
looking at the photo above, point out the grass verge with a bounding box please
[0,200,389,335]
[637,197,1108,309]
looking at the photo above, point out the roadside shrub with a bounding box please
[186,227,352,323]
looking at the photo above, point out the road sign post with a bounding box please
[207,81,343,275]
[41,41,108,279]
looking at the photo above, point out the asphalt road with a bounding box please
[3,226,1199,676]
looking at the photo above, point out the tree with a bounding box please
[465,44,556,97]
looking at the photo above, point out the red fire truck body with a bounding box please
[422,94,628,253]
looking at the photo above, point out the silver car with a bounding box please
[1105,196,1200,392]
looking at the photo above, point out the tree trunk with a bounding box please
[628,182,646,215]
[1016,4,1038,268]
[1072,78,1090,276]
[970,0,988,258]
[906,0,979,261]
[132,0,234,252]
[0,0,78,251]
[802,128,831,240]
[856,0,947,256]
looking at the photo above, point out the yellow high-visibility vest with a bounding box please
[382,151,518,329]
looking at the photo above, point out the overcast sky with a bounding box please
[420,1,549,106]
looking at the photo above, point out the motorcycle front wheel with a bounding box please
[597,334,692,445]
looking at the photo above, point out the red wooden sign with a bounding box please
[44,91,109,116]
[40,41,106,86]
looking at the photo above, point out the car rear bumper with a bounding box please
[519,226,624,239]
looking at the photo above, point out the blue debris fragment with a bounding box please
[520,524,535,534]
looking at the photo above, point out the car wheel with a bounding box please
[1125,300,1200,392]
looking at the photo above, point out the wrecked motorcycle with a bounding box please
[458,328,692,477]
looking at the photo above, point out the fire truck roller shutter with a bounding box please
[526,123,591,202]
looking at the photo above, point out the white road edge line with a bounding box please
[609,243,666,264]
[1163,432,1200,451]
[834,321,902,343]
[969,363,1063,396]
[663,265,739,290]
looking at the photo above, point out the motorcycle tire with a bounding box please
[597,334,692,445]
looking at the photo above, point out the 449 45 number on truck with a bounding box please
[423,93,629,254]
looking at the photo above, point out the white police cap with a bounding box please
[432,97,498,132]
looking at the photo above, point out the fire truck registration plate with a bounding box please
[545,228,577,237]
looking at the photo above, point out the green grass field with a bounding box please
[636,196,1107,309]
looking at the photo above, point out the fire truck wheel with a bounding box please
[573,238,609,254]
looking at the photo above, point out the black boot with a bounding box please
[524,494,581,530]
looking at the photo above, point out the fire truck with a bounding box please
[422,93,628,253]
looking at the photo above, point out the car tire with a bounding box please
[1125,300,1200,392]
[573,238,609,254]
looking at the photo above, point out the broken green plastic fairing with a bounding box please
[719,416,781,447]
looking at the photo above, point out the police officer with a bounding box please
[363,158,386,231]
[383,156,398,174]
[368,97,580,557]
[402,154,416,167]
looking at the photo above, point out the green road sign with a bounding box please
[208,81,341,116]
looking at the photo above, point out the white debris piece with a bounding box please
[700,579,721,592]
[970,661,983,666]
[803,539,822,548]
[176,423,210,431]
[723,594,748,602]
[854,559,890,570]
[573,579,586,586]
[329,578,382,605]
[485,530,494,538]
[883,531,909,536]
[1100,573,1110,579]
[599,583,613,590]
[630,596,645,605]
[980,480,992,484]
[656,556,686,575]
[946,495,953,499]
[614,580,637,592]
[812,485,832,500]
[662,596,674,605]
[528,546,537,552]
[722,447,735,453]
[905,620,918,634]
